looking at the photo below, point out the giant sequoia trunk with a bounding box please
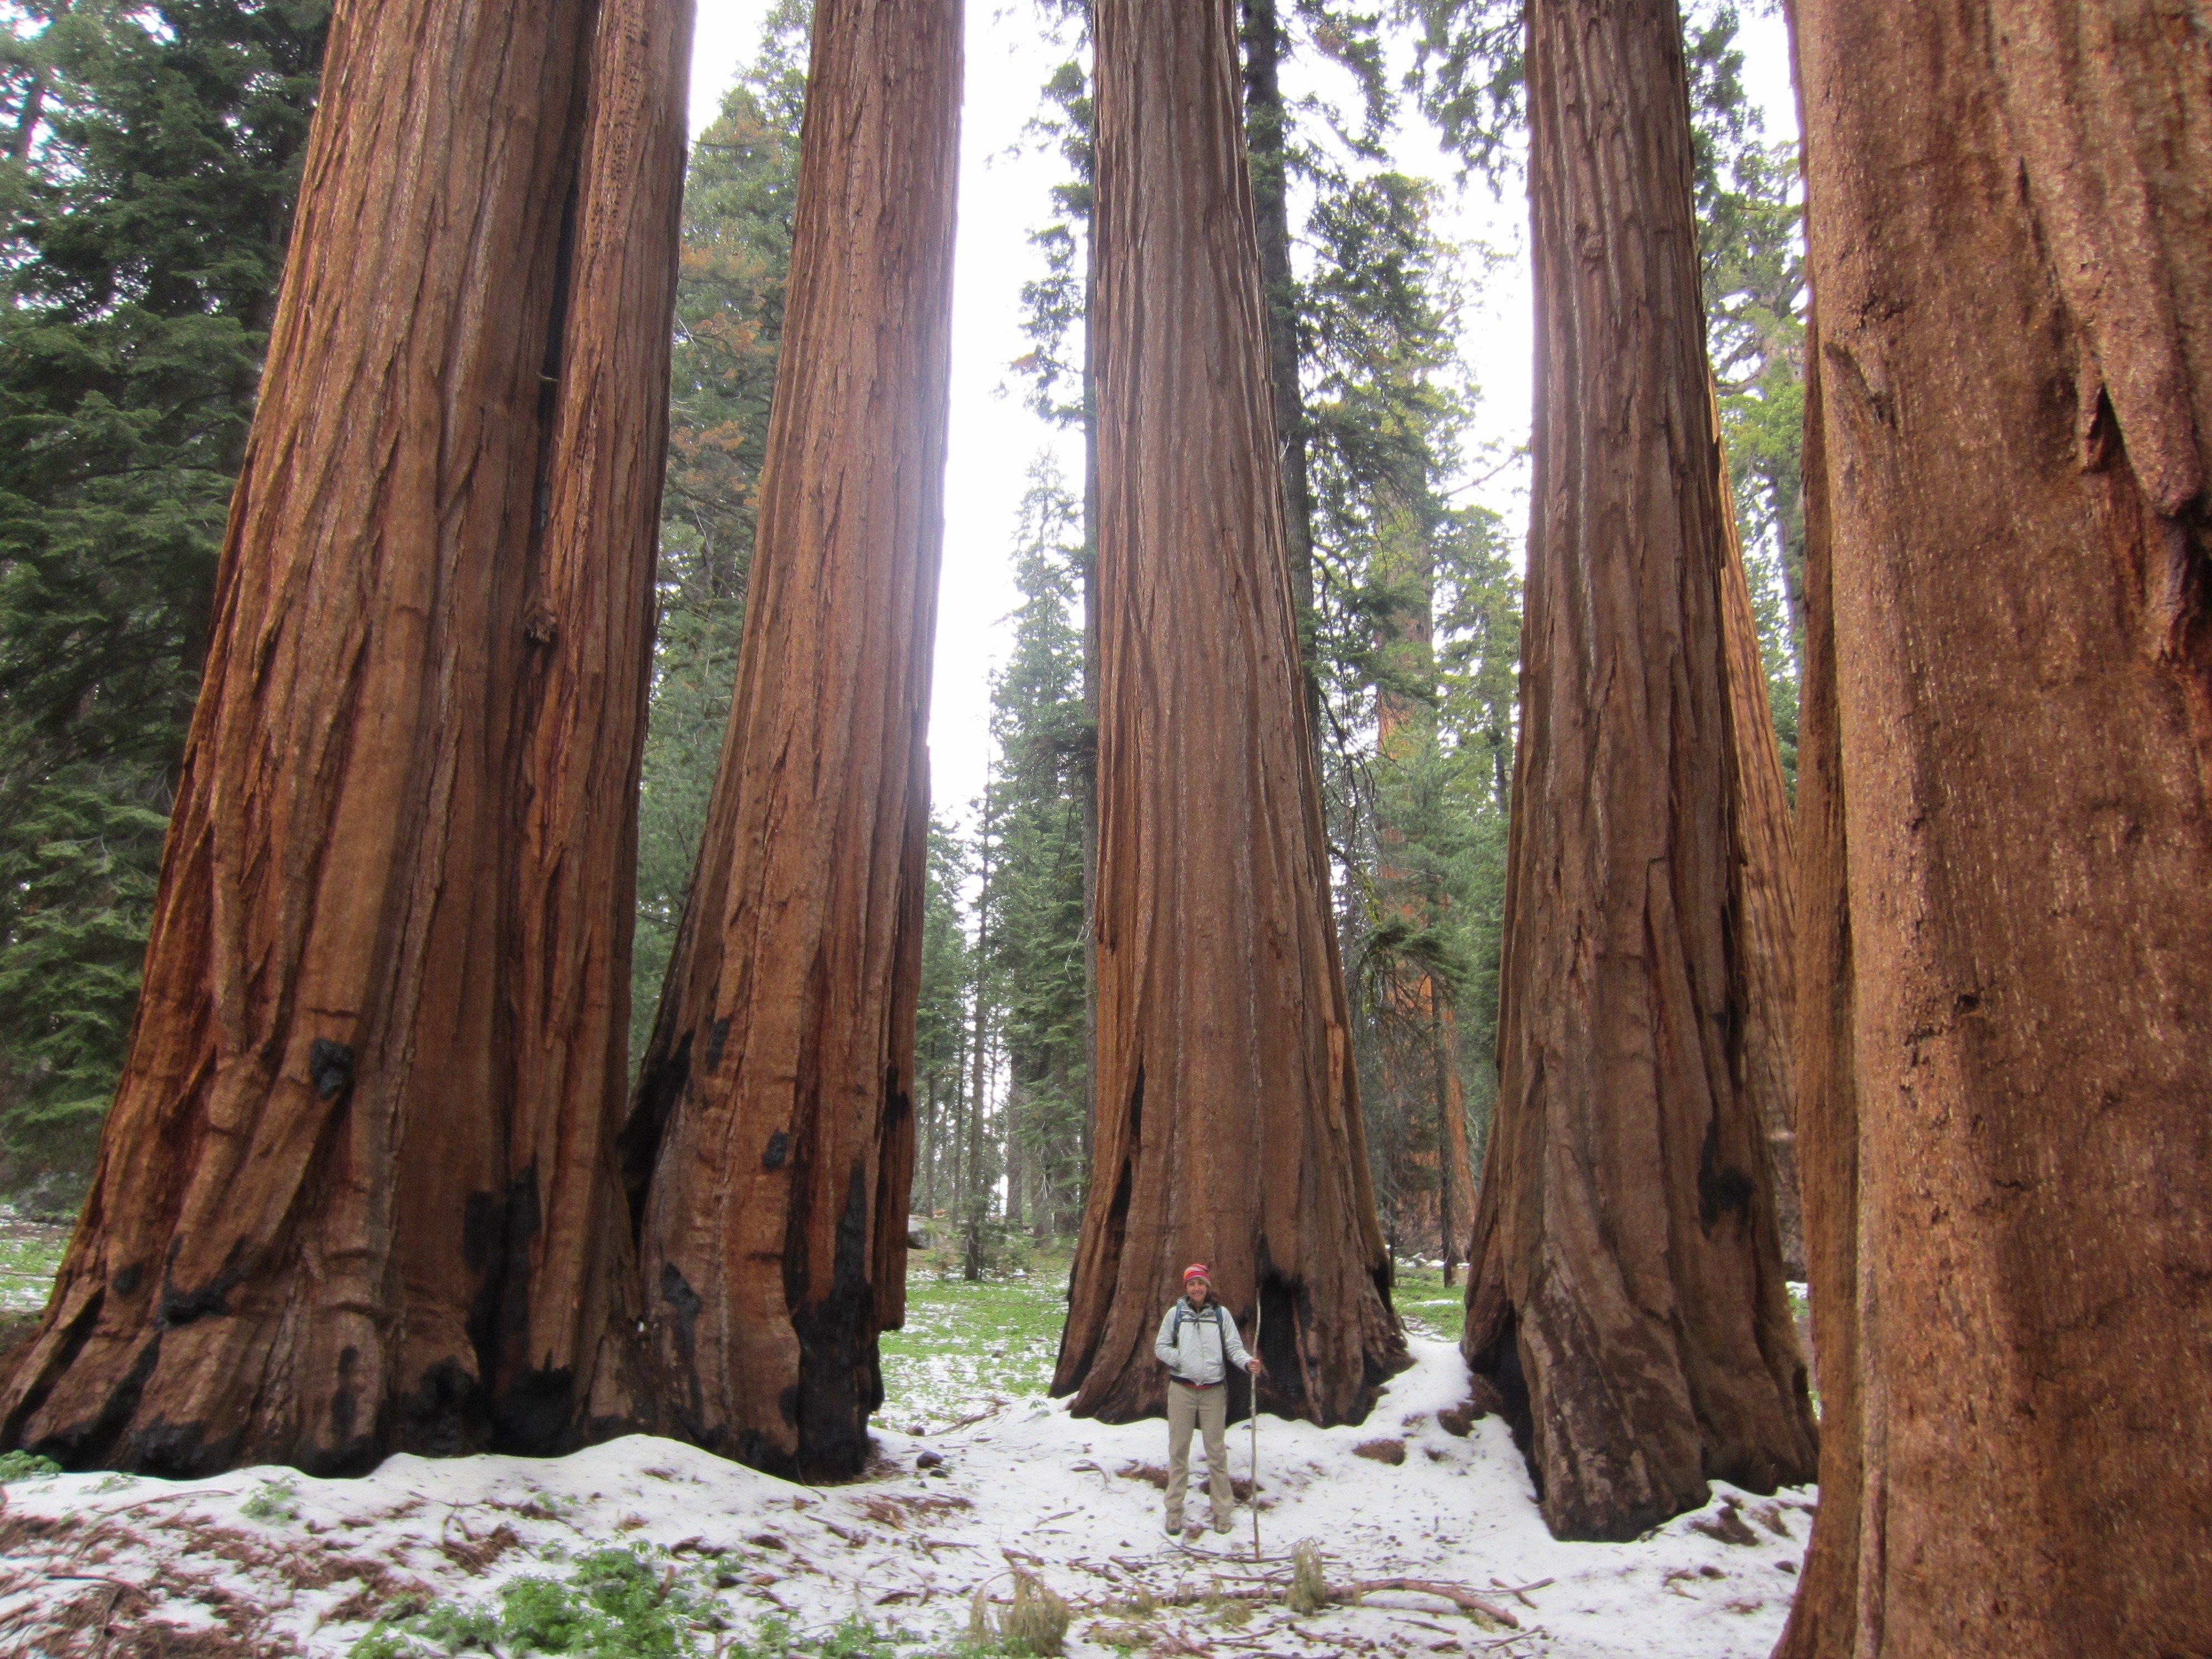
[1460,0,1816,1541]
[1052,0,1405,1428]
[0,0,691,1473]
[622,0,958,1481]
[1713,394,1806,1280]
[1779,2,2212,1650]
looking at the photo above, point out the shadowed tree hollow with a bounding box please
[1780,1,2212,1651]
[0,0,693,1472]
[1052,0,1406,1429]
[1459,0,1816,1542]
[621,0,961,1481]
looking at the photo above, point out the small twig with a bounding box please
[88,1491,203,1520]
[940,1399,1008,1432]
[1488,1574,1554,1608]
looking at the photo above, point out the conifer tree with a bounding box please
[1782,2,2212,1647]
[1460,0,1816,1540]
[0,0,327,1200]
[2,0,692,1474]
[984,462,1090,1235]
[623,0,960,1480]
[632,4,809,1059]
[1056,0,1404,1428]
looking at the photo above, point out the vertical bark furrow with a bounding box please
[502,0,695,1450]
[1053,0,1405,1430]
[1712,382,1805,1279]
[1459,0,1815,1542]
[1771,306,1865,1659]
[623,0,960,1481]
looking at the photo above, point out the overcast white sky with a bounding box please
[684,3,1798,826]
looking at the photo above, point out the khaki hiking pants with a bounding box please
[1165,1379,1232,1530]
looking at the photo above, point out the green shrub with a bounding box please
[240,1477,300,1524]
[0,1450,60,1483]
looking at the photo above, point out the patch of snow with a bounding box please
[0,1339,1813,1655]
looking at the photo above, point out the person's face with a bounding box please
[1187,1279,1211,1306]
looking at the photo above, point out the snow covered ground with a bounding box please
[0,1335,1812,1657]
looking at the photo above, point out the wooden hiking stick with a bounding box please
[1249,1292,1263,1559]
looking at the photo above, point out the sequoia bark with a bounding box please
[622,0,958,1481]
[0,0,691,1472]
[1053,0,1406,1428]
[1459,0,1816,1541]
[1714,389,1806,1280]
[1779,1,2212,1649]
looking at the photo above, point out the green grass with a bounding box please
[877,1245,1468,1433]
[1390,1261,1468,1344]
[0,1217,69,1312]
[878,1242,1073,1432]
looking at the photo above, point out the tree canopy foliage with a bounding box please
[0,0,327,1201]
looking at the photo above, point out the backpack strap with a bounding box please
[1170,1301,1228,1346]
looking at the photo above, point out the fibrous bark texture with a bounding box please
[1780,2,2212,1650]
[622,0,958,1481]
[0,0,691,1473]
[1460,0,1816,1542]
[1053,0,1406,1429]
[1713,393,1806,1280]
[1771,307,1865,1659]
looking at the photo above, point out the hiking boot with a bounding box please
[1212,1515,1233,1534]
[1164,1515,1182,1537]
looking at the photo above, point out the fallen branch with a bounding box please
[1335,1578,1520,1628]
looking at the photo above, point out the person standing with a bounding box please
[1154,1264,1264,1536]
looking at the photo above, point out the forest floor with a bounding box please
[0,1244,1812,1658]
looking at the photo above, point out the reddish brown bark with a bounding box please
[1771,308,1864,1659]
[621,0,958,1481]
[1053,0,1405,1429]
[0,0,691,1473]
[504,0,694,1448]
[1779,2,2212,1650]
[1459,0,1816,1542]
[1713,392,1806,1280]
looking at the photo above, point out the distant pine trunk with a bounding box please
[1238,0,1316,665]
[622,0,959,1481]
[1460,0,1816,1541]
[1053,0,1405,1429]
[1780,1,2212,1648]
[0,0,691,1472]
